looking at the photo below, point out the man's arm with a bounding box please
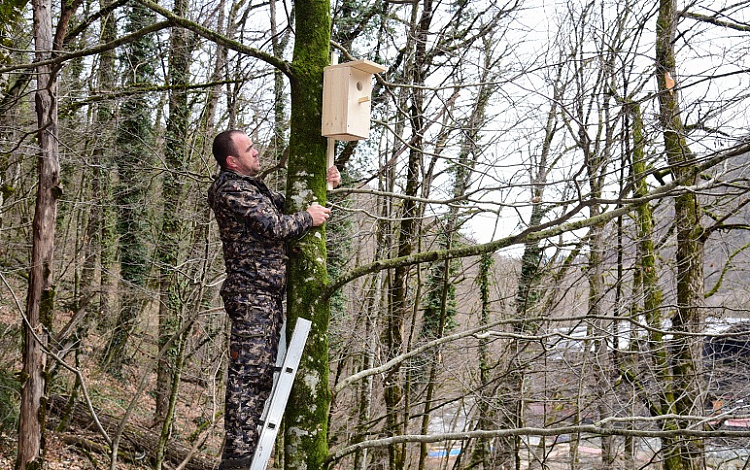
[223,186,313,240]
[221,168,337,236]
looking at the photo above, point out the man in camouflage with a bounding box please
[208,130,339,470]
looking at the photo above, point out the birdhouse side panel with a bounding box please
[322,67,351,138]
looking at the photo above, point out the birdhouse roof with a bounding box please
[325,59,387,74]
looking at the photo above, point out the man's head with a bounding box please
[212,130,260,176]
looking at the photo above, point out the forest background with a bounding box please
[2,0,750,469]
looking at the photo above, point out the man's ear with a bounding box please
[225,155,237,170]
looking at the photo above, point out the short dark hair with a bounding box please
[212,130,243,168]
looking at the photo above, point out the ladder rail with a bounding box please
[258,319,288,427]
[249,318,312,470]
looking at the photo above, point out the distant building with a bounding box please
[703,321,750,364]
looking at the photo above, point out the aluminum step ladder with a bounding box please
[249,317,311,470]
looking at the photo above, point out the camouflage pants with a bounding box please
[221,292,284,463]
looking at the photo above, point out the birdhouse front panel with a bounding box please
[322,62,378,141]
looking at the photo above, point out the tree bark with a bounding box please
[626,99,681,469]
[283,1,332,469]
[655,1,705,468]
[101,1,157,374]
[17,1,60,468]
[155,0,192,433]
[383,3,433,468]
[154,47,191,464]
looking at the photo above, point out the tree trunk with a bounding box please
[78,0,117,350]
[17,1,60,468]
[155,0,191,426]
[416,251,452,470]
[153,1,192,466]
[626,100,680,469]
[101,2,157,374]
[655,1,705,468]
[383,3,433,467]
[508,67,562,470]
[584,129,615,469]
[283,1,332,469]
[353,190,390,470]
[469,252,494,469]
[269,0,290,166]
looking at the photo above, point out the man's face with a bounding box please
[228,132,260,176]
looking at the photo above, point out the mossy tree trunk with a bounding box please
[81,0,117,329]
[154,0,192,465]
[655,1,704,468]
[283,1,332,469]
[507,66,561,470]
[416,239,454,470]
[469,251,494,469]
[626,100,682,470]
[155,0,191,427]
[101,2,157,374]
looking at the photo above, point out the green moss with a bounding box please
[0,183,15,199]
[40,286,55,331]
[284,1,333,467]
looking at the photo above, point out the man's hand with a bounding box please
[327,166,341,189]
[307,203,331,227]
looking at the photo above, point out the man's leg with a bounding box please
[221,294,283,470]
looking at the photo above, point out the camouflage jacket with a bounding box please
[208,169,313,297]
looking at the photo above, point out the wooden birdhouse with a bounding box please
[321,59,386,141]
